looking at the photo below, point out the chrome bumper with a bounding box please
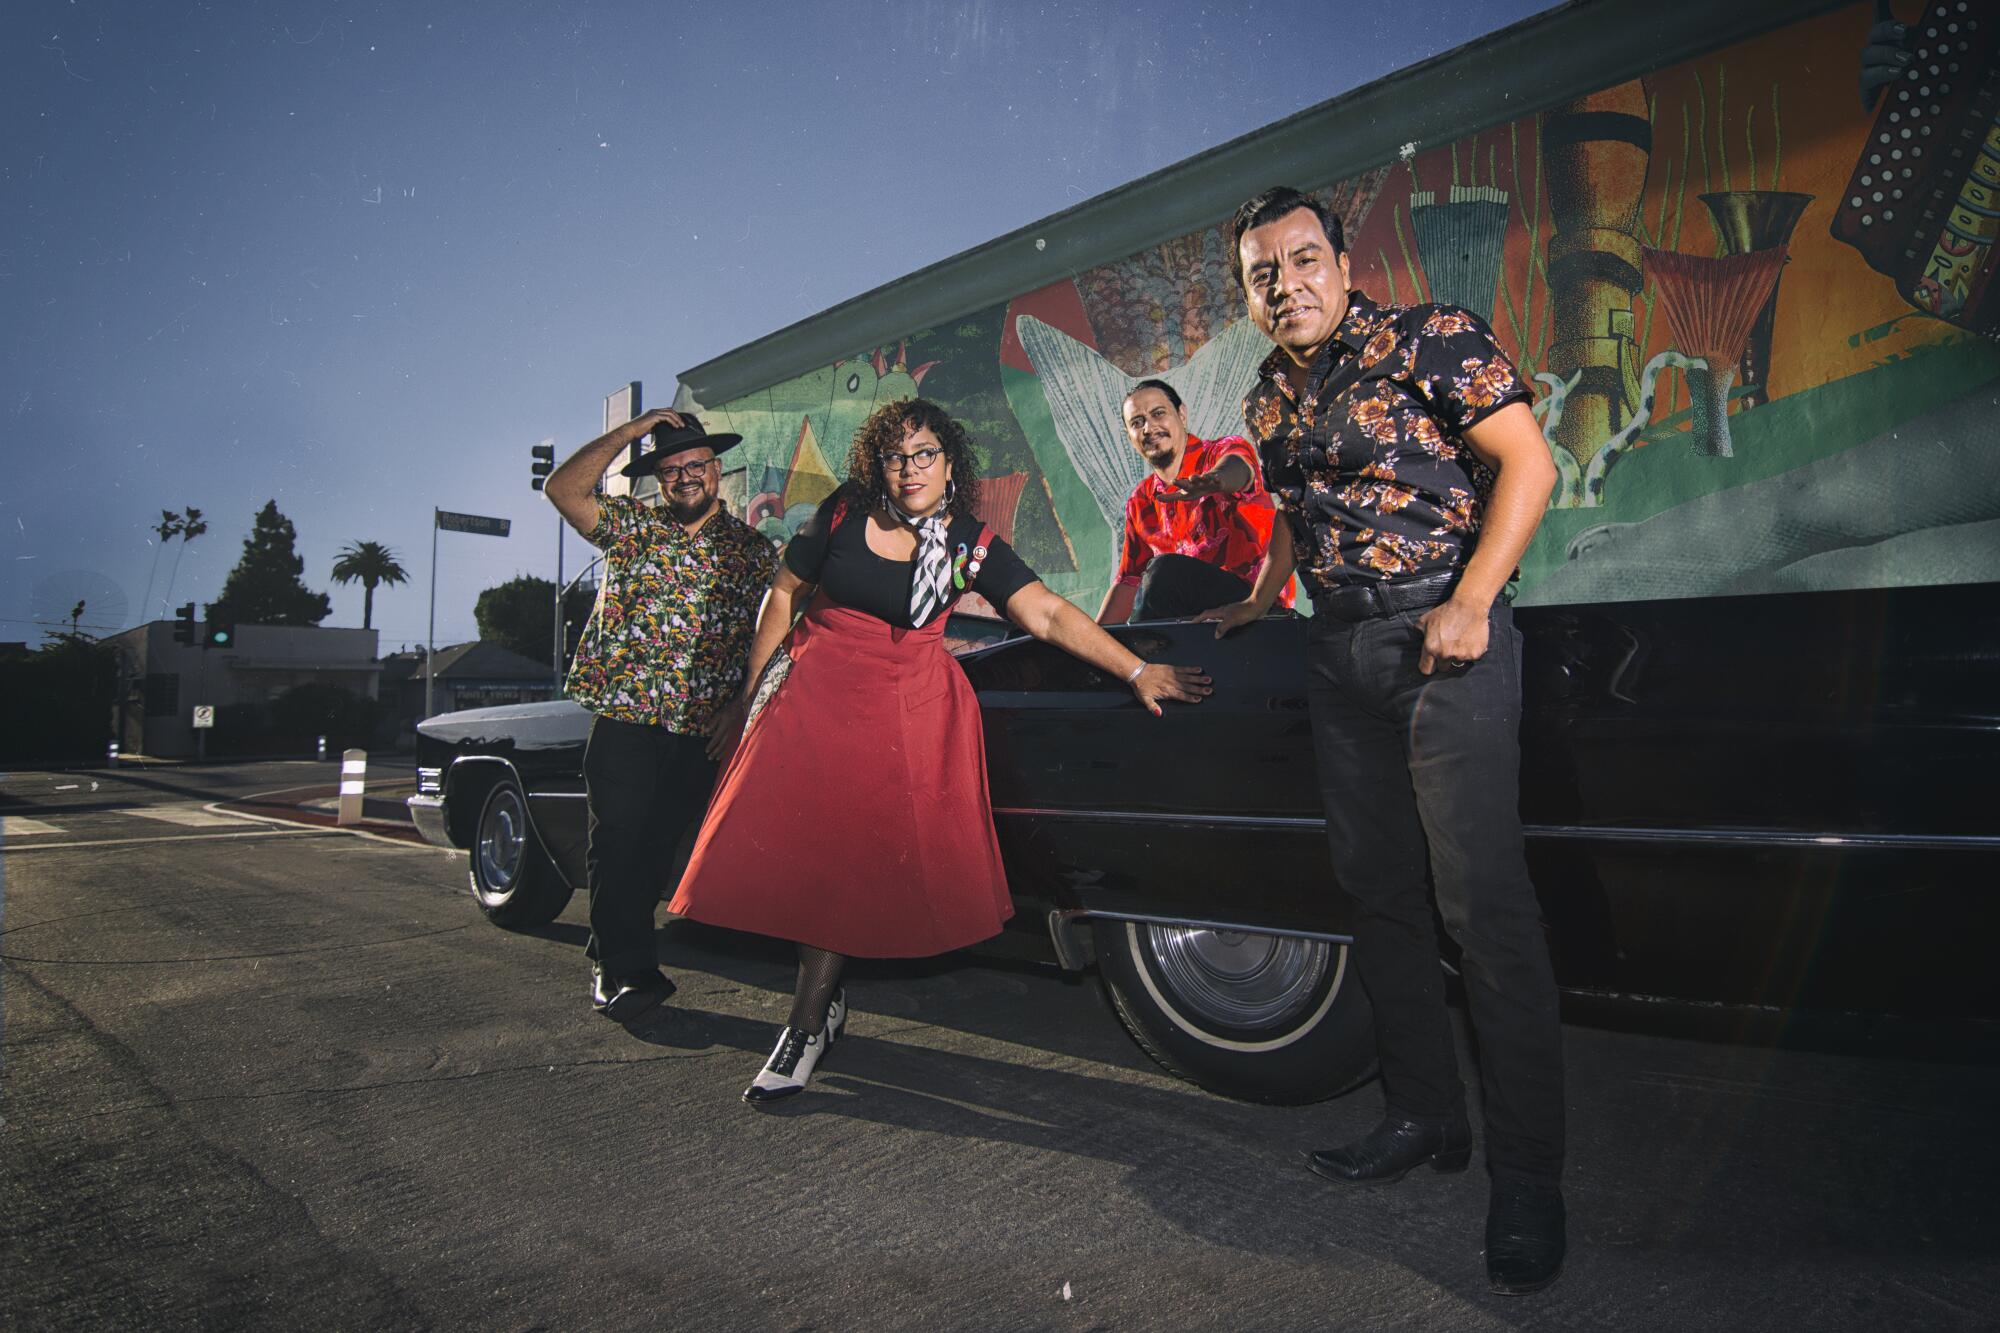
[406,794,455,850]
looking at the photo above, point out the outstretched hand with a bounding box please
[1157,471,1230,503]
[1130,663,1211,717]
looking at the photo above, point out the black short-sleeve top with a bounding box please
[783,485,1037,628]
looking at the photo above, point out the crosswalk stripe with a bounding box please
[2,816,66,837]
[0,827,323,853]
[125,805,260,828]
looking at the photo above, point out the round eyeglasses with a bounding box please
[883,447,944,473]
[655,458,718,483]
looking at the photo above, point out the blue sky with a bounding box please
[2,0,1547,651]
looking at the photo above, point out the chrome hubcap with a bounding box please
[1142,925,1332,1029]
[477,790,526,891]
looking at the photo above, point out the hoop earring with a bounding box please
[943,478,957,506]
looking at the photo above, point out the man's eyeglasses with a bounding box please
[655,458,718,483]
[883,447,944,473]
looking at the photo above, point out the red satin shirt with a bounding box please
[1114,434,1296,607]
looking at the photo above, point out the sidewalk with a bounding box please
[221,784,426,844]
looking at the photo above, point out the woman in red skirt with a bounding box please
[670,397,1211,1105]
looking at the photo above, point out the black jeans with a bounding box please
[582,715,718,980]
[1305,597,1564,1182]
[1132,553,1252,621]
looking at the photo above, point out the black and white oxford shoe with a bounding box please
[824,988,847,1047]
[743,1025,828,1106]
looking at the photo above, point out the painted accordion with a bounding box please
[1829,1,1999,336]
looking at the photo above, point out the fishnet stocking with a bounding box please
[787,944,846,1034]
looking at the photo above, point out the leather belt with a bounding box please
[1312,571,1459,622]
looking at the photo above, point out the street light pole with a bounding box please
[426,506,438,720]
[530,438,560,689]
[552,511,564,689]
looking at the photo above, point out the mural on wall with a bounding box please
[687,2,1999,611]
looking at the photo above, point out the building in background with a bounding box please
[380,641,560,742]
[104,620,380,758]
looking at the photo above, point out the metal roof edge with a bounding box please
[679,0,1848,405]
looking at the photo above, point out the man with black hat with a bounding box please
[546,408,777,1021]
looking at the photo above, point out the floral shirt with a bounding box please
[565,496,777,734]
[1243,291,1531,594]
[1114,433,1296,608]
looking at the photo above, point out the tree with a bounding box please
[140,505,206,620]
[330,540,409,630]
[207,500,332,628]
[140,510,181,621]
[474,575,596,666]
[0,631,119,762]
[161,506,207,614]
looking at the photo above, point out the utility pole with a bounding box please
[530,439,560,687]
[427,508,439,720]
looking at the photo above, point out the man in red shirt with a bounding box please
[1094,379,1297,623]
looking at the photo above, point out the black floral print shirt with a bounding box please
[1243,291,1531,593]
[565,496,777,734]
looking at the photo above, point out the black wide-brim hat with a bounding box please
[620,414,743,477]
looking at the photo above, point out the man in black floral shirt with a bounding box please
[1200,187,1566,1295]
[547,409,775,1022]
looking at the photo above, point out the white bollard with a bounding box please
[338,748,367,825]
[316,734,327,762]
[107,740,120,768]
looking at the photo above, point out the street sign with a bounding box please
[192,705,215,729]
[435,510,512,537]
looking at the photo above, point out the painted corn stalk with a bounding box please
[1409,185,1511,322]
[1639,245,1788,457]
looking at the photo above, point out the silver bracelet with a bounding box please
[1124,660,1146,684]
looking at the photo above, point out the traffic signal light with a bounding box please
[203,606,235,650]
[172,602,197,645]
[530,440,555,491]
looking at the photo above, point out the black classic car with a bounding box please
[410,581,2000,1104]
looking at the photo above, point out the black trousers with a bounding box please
[1132,553,1252,621]
[582,715,718,980]
[1305,597,1564,1182]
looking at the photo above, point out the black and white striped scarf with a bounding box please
[899,507,953,628]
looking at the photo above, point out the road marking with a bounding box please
[0,827,323,853]
[125,804,260,828]
[215,793,432,851]
[2,816,65,837]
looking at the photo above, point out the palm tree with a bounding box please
[141,509,184,620]
[330,540,409,630]
[160,506,207,613]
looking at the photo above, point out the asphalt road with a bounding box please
[3,761,1997,1330]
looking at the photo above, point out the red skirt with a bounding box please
[667,598,1014,958]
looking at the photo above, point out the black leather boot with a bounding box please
[1484,1176,1566,1295]
[1304,1112,1473,1185]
